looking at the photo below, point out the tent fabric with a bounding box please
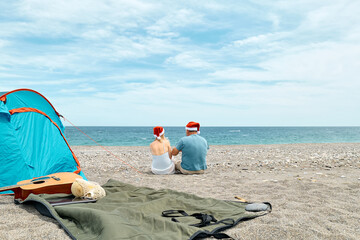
[0,89,85,193]
[20,179,271,240]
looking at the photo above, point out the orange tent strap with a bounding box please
[1,89,61,116]
[9,107,82,173]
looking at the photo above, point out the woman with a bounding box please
[150,126,175,174]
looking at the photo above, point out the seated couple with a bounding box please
[150,122,209,175]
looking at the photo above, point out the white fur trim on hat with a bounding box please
[185,127,200,134]
[185,127,198,131]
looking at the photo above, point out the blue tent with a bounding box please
[0,89,85,193]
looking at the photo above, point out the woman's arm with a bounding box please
[167,143,172,159]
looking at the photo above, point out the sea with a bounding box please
[64,126,360,146]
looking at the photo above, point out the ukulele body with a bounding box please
[3,172,82,200]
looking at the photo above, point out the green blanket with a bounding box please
[19,179,271,240]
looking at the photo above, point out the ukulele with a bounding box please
[0,172,82,200]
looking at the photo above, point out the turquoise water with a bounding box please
[64,126,360,146]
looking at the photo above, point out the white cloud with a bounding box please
[211,41,360,84]
[0,73,24,78]
[81,28,115,41]
[55,77,356,126]
[0,0,157,40]
[232,34,271,47]
[1,0,360,126]
[146,8,205,36]
[263,42,360,83]
[268,13,280,29]
[0,79,89,92]
[59,86,97,94]
[0,39,8,48]
[108,36,180,59]
[165,52,212,69]
[299,1,360,31]
[18,0,156,24]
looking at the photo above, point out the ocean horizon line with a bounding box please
[64,126,360,146]
[64,125,360,128]
[69,142,360,147]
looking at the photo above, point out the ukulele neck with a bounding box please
[0,176,57,193]
[0,184,21,193]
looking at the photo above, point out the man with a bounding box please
[172,121,209,174]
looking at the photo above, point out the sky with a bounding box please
[0,0,359,126]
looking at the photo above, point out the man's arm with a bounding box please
[172,147,180,156]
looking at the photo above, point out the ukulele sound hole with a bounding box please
[32,180,45,184]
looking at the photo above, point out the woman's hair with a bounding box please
[156,134,166,141]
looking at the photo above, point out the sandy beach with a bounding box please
[1,143,359,239]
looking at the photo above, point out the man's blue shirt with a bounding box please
[175,134,209,171]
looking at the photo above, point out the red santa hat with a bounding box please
[185,121,200,134]
[153,126,165,140]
